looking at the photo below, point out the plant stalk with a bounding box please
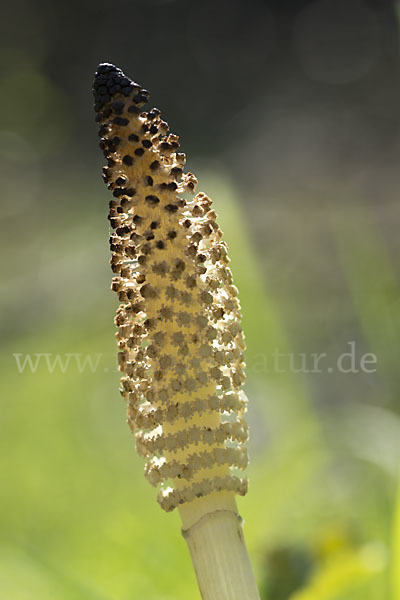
[180,494,260,600]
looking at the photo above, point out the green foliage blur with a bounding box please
[1,1,400,599]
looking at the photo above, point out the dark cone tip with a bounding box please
[93,63,146,112]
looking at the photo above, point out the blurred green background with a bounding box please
[1,1,400,598]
